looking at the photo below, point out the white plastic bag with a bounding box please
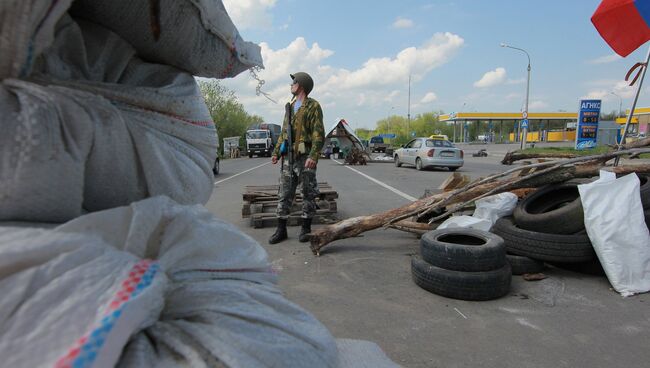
[438,192,518,231]
[473,192,519,225]
[578,171,650,296]
[438,215,492,231]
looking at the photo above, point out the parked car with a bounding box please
[368,136,389,153]
[394,138,463,171]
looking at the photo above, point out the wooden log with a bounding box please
[502,152,578,165]
[438,173,471,192]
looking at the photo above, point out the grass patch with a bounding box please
[521,146,611,156]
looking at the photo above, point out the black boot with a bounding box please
[299,218,312,243]
[269,218,288,244]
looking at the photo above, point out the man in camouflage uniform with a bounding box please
[269,72,324,244]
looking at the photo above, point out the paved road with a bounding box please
[205,151,649,368]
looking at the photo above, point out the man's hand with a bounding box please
[272,155,279,164]
[305,158,317,169]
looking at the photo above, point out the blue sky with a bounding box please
[221,0,649,130]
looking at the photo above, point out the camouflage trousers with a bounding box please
[276,155,319,220]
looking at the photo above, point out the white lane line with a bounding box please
[214,162,271,185]
[332,159,417,201]
[454,307,468,319]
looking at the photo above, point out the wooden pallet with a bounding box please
[242,182,338,202]
[242,199,337,217]
[250,211,339,228]
[242,182,339,227]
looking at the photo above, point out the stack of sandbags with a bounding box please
[0,0,262,223]
[0,2,346,367]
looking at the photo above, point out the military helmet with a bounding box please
[290,72,314,95]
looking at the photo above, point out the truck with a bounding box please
[368,136,389,153]
[246,123,281,158]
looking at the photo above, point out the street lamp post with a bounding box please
[387,106,395,136]
[501,43,531,150]
[611,91,622,118]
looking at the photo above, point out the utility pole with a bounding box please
[501,43,531,149]
[407,74,411,137]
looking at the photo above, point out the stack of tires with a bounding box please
[411,228,511,301]
[491,181,596,271]
[491,176,650,273]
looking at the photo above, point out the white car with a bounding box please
[394,138,464,171]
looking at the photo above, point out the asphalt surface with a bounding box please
[205,144,650,368]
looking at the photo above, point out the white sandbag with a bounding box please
[0,197,339,367]
[578,171,650,297]
[69,0,263,78]
[0,0,73,79]
[0,16,218,222]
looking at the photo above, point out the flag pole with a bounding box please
[616,45,650,165]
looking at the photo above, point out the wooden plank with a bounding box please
[438,173,471,192]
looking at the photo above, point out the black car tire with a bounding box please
[415,157,423,170]
[411,256,511,301]
[449,167,458,171]
[212,157,220,175]
[513,183,585,234]
[491,217,596,263]
[395,155,402,167]
[420,228,506,272]
[506,253,545,275]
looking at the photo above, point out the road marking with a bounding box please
[332,159,417,201]
[454,307,468,319]
[214,162,271,185]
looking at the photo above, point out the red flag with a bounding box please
[592,0,650,57]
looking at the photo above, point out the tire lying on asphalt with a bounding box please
[491,217,596,263]
[420,228,506,272]
[513,182,585,234]
[411,256,511,301]
[506,253,545,275]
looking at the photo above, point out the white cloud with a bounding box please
[582,81,636,103]
[221,33,464,126]
[223,0,277,30]
[323,32,464,90]
[392,17,414,29]
[420,92,438,104]
[505,93,521,100]
[588,53,622,64]
[528,100,548,110]
[474,67,507,88]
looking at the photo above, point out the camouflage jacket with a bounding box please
[273,97,325,162]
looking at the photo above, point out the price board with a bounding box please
[575,99,601,150]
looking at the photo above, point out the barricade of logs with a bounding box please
[309,140,650,255]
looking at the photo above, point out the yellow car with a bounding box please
[429,134,449,141]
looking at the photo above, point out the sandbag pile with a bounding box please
[0,0,262,223]
[0,2,349,367]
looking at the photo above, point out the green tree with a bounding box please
[198,79,263,155]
